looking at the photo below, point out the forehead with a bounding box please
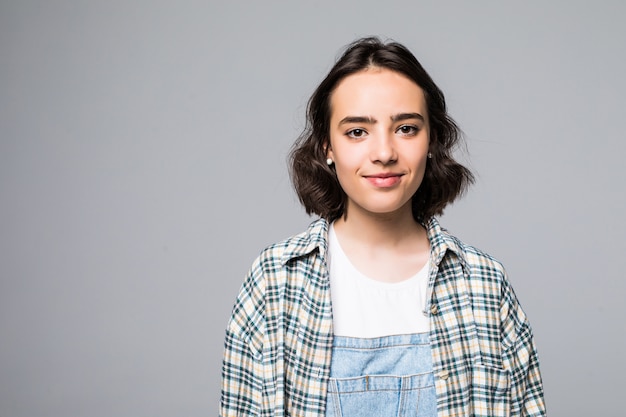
[330,68,427,119]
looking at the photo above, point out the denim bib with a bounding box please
[325,333,437,417]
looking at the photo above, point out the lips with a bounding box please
[364,173,403,188]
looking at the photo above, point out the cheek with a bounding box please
[331,143,360,171]
[332,160,359,194]
[417,157,429,177]
[333,163,352,186]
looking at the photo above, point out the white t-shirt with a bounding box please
[328,224,430,338]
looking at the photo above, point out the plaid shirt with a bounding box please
[221,218,546,417]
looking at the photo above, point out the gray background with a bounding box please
[1,1,624,416]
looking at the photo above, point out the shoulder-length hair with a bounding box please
[289,37,474,222]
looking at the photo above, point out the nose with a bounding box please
[370,133,397,165]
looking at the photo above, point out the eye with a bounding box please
[396,125,419,136]
[346,128,367,139]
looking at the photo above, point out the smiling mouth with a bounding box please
[364,173,403,187]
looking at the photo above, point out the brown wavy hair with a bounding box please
[289,37,474,222]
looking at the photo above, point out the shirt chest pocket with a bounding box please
[471,364,511,417]
[437,363,511,417]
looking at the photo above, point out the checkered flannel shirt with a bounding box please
[221,218,546,416]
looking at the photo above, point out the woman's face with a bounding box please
[327,68,430,219]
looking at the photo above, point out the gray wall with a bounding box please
[1,1,624,416]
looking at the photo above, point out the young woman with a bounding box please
[220,37,546,417]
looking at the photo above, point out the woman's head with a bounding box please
[290,37,474,222]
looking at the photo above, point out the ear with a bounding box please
[324,141,334,160]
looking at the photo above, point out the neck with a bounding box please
[333,203,424,247]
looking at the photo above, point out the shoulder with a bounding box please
[426,219,541,360]
[227,219,329,336]
[426,218,515,314]
[457,237,507,281]
[426,217,506,277]
[236,219,329,299]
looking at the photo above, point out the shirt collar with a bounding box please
[279,216,466,269]
[425,217,466,268]
[280,218,329,266]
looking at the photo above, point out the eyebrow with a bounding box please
[391,112,425,123]
[338,112,424,126]
[338,116,376,126]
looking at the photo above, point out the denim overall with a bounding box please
[325,333,437,417]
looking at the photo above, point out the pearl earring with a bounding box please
[326,158,333,166]
[427,152,432,159]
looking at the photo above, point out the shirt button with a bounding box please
[430,304,439,315]
[438,370,450,380]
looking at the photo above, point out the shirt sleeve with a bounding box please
[499,276,547,417]
[220,258,266,417]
